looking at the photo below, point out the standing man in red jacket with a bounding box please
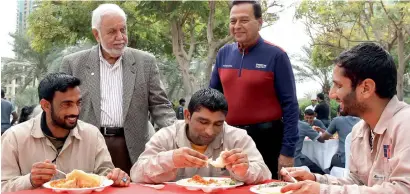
[210,0,299,179]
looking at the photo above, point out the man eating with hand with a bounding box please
[131,88,271,184]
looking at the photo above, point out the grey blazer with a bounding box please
[60,45,176,163]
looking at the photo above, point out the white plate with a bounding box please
[250,182,290,194]
[176,177,243,193]
[43,176,114,194]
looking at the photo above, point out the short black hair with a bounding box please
[38,73,81,102]
[1,89,4,98]
[335,42,397,99]
[179,98,186,104]
[230,0,262,19]
[317,93,325,101]
[304,109,315,116]
[188,88,228,116]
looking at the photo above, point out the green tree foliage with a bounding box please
[296,0,410,100]
[27,1,280,100]
[293,46,334,96]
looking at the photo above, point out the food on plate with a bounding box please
[221,178,237,186]
[208,150,227,168]
[253,182,288,194]
[186,175,236,186]
[188,175,217,185]
[50,170,101,188]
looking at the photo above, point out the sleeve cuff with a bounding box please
[314,173,328,184]
[25,173,35,190]
[158,150,176,170]
[280,145,295,157]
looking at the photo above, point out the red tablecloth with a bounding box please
[4,180,279,194]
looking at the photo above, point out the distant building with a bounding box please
[1,57,37,102]
[16,0,40,34]
[1,0,40,103]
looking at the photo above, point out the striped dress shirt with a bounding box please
[99,46,123,127]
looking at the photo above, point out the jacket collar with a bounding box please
[30,113,82,140]
[236,36,263,54]
[357,95,406,137]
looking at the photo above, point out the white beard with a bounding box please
[99,36,126,57]
[101,42,125,57]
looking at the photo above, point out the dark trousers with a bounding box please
[330,153,345,170]
[104,136,133,175]
[235,120,283,179]
[321,119,330,128]
[296,155,325,174]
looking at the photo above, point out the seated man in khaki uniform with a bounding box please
[131,88,271,184]
[280,43,410,193]
[1,73,130,192]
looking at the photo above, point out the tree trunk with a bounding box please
[180,59,193,97]
[396,30,405,101]
[167,77,180,100]
[322,81,331,104]
[170,19,194,100]
[204,0,234,84]
[205,43,218,85]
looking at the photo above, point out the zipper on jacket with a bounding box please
[238,50,245,77]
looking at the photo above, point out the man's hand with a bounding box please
[107,168,130,187]
[173,147,208,168]
[278,154,294,179]
[279,167,315,182]
[222,148,249,178]
[281,180,320,194]
[312,126,322,132]
[30,159,56,187]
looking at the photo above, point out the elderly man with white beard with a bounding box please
[60,4,176,175]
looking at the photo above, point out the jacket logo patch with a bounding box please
[222,64,232,68]
[256,63,267,69]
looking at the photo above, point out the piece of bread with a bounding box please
[208,151,226,168]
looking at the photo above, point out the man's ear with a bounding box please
[92,29,101,43]
[184,109,191,124]
[257,18,263,30]
[359,78,376,99]
[40,99,50,113]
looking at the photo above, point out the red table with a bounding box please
[4,180,279,194]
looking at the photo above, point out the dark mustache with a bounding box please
[65,115,79,119]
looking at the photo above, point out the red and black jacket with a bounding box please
[209,37,299,157]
